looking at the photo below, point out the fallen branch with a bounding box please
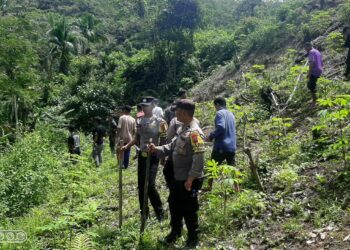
[325,69,343,79]
[270,91,281,115]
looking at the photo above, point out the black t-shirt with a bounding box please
[68,135,74,146]
[345,35,350,48]
[164,106,175,125]
[93,125,106,144]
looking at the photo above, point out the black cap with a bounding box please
[139,96,155,106]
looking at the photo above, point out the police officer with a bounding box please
[122,96,166,221]
[164,101,200,188]
[149,99,205,248]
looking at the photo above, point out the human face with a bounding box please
[175,108,185,123]
[214,103,221,111]
[304,45,312,53]
[141,104,154,116]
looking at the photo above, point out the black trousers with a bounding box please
[69,147,81,155]
[211,150,236,166]
[163,158,175,188]
[163,159,176,229]
[137,153,163,217]
[345,49,350,77]
[169,178,203,237]
[307,75,319,93]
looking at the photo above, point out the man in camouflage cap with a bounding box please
[149,99,205,248]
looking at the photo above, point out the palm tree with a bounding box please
[47,16,82,75]
[76,14,107,48]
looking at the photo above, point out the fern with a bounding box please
[69,234,94,250]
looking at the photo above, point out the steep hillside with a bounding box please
[192,0,348,102]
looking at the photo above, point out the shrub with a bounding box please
[314,95,350,169]
[230,190,266,221]
[325,32,346,54]
[0,126,65,218]
[195,30,237,71]
[337,0,350,25]
[272,167,299,192]
[62,80,121,131]
[301,10,333,41]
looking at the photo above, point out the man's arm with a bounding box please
[208,113,225,141]
[122,137,136,150]
[308,53,315,78]
[127,138,136,148]
[185,131,205,191]
[308,64,313,78]
[115,117,123,145]
[149,140,174,158]
[121,120,138,150]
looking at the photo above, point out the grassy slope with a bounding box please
[1,87,350,250]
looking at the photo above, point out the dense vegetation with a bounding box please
[0,0,347,132]
[1,0,350,249]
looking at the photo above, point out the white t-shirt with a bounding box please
[152,106,164,118]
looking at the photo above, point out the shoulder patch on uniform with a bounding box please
[190,131,204,153]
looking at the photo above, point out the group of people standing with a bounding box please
[67,105,136,168]
[65,26,350,247]
[120,92,237,247]
[67,88,238,248]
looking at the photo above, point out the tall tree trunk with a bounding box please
[12,95,19,137]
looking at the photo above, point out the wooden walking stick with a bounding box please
[281,60,309,113]
[140,138,152,235]
[118,140,124,228]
